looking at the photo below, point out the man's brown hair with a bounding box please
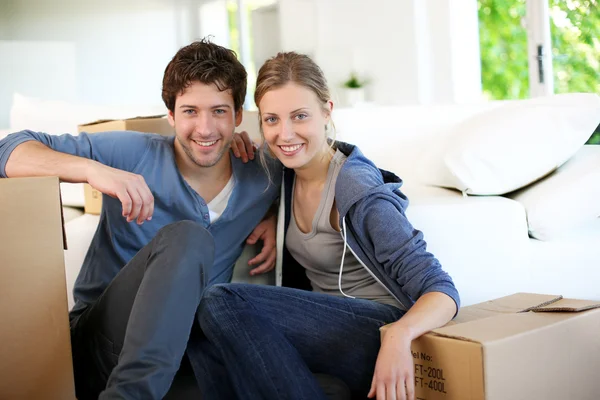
[162,38,247,113]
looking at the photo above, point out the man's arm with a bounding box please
[6,141,91,182]
[1,131,155,224]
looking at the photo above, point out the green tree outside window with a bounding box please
[478,0,600,143]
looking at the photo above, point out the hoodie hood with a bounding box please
[333,141,408,220]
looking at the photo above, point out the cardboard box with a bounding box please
[383,293,600,400]
[78,115,174,215]
[78,115,174,136]
[0,177,76,399]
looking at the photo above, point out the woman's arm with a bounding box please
[368,292,456,400]
[383,291,457,341]
[350,194,460,312]
[349,192,458,399]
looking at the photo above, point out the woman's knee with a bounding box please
[201,284,238,310]
[200,284,250,317]
[198,284,240,331]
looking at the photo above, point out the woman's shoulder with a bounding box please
[335,143,384,186]
[334,141,406,213]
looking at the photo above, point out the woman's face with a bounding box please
[259,82,332,170]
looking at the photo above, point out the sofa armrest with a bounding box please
[405,187,530,306]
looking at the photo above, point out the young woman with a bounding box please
[192,52,460,400]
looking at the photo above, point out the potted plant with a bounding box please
[341,72,368,107]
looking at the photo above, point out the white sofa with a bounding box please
[3,94,599,309]
[332,103,600,306]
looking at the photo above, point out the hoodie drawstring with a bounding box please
[338,217,356,299]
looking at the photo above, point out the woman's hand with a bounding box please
[246,214,277,275]
[230,130,256,163]
[368,324,415,400]
[367,292,457,400]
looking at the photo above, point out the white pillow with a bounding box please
[419,93,600,195]
[9,92,167,135]
[507,145,600,241]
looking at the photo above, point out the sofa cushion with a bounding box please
[507,145,600,241]
[419,93,600,195]
[403,183,530,306]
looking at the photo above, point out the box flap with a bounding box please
[481,306,600,400]
[78,114,167,127]
[453,293,562,324]
[434,311,575,344]
[532,298,600,312]
[79,119,114,127]
[127,114,166,120]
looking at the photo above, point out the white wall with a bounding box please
[277,0,482,106]
[317,0,422,105]
[0,0,483,127]
[415,0,482,104]
[278,0,318,56]
[251,4,281,72]
[0,1,7,39]
[199,0,231,47]
[0,41,77,128]
[2,0,181,108]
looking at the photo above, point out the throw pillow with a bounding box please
[507,145,600,240]
[419,93,600,195]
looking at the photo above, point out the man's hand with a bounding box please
[231,131,256,163]
[86,161,154,225]
[245,214,277,275]
[368,325,415,400]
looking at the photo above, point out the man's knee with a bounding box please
[159,220,212,245]
[156,220,215,265]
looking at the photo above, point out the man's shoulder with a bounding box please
[85,131,174,172]
[85,130,171,146]
[233,154,282,181]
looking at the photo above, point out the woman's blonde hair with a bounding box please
[254,52,336,182]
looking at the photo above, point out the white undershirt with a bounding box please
[207,175,235,222]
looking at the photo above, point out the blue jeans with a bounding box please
[193,283,404,400]
[70,220,216,399]
[70,221,349,400]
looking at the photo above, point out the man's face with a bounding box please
[168,81,242,168]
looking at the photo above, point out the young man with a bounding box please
[0,39,280,399]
